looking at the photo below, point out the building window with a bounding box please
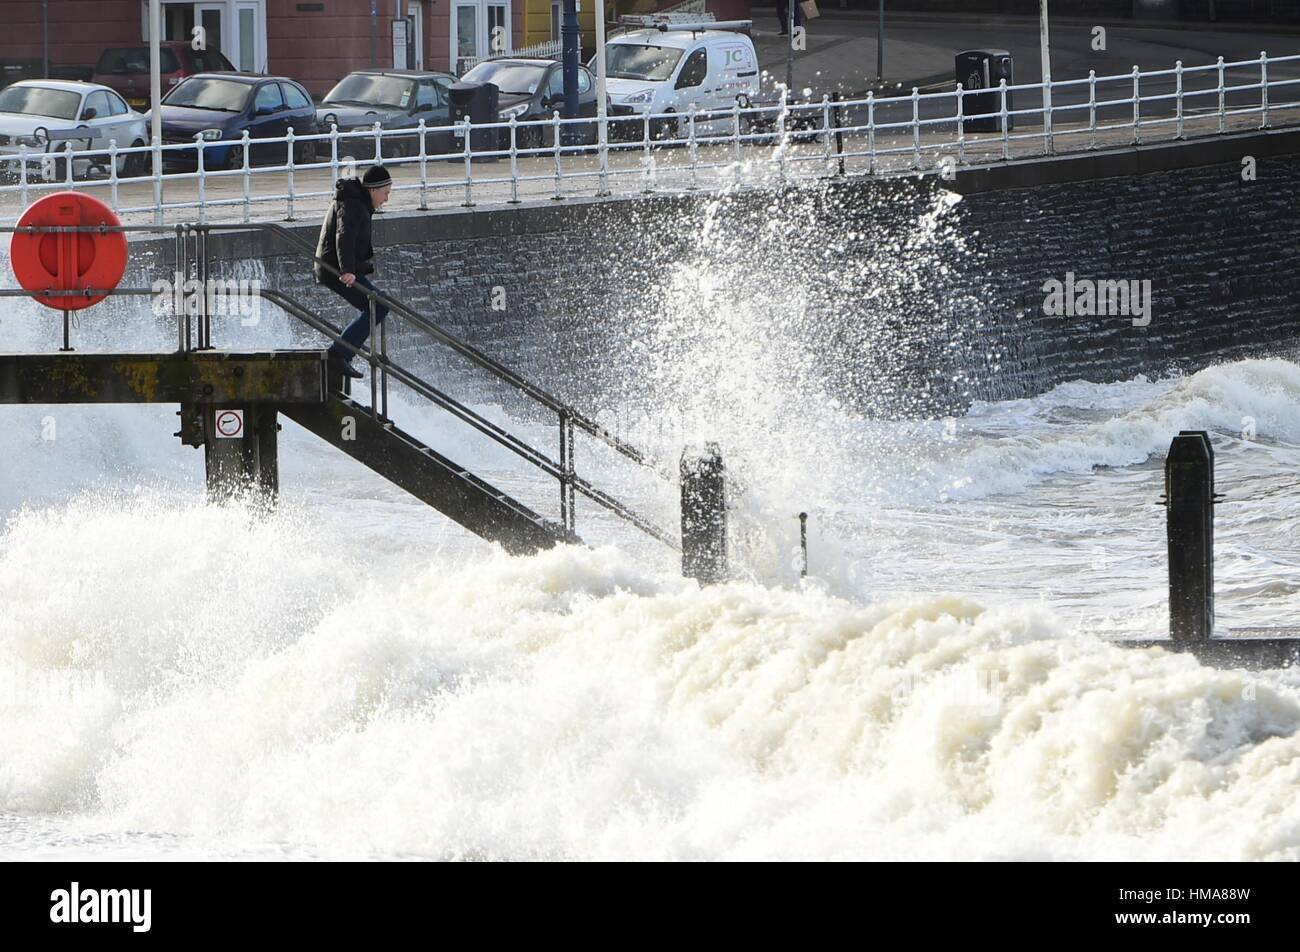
[451,1,513,74]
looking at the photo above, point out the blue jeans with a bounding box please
[325,274,389,364]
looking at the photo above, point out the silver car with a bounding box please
[317,69,456,159]
[0,80,149,180]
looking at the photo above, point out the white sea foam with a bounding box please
[3,535,1299,860]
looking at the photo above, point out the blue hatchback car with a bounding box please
[148,73,320,170]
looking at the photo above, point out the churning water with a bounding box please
[2,188,1300,860]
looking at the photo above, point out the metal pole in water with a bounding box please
[681,443,727,583]
[799,511,808,578]
[1164,430,1215,649]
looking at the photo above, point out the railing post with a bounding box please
[18,144,29,208]
[688,103,699,190]
[642,109,654,193]
[597,108,610,197]
[1260,50,1270,128]
[552,110,563,201]
[329,122,340,181]
[821,93,833,172]
[1043,72,1054,154]
[461,118,474,207]
[152,135,163,226]
[1165,430,1215,649]
[373,120,383,164]
[955,82,965,168]
[380,292,389,421]
[1132,65,1141,145]
[196,224,207,350]
[911,86,921,171]
[368,296,378,418]
[1217,56,1226,134]
[108,139,120,212]
[778,87,789,182]
[508,115,520,204]
[174,224,185,351]
[999,78,1010,160]
[832,91,845,176]
[196,134,208,224]
[63,141,74,188]
[285,125,296,221]
[178,223,190,352]
[241,130,252,224]
[867,89,876,174]
[1088,70,1097,150]
[1175,60,1185,139]
[418,119,429,210]
[680,443,727,584]
[733,98,742,181]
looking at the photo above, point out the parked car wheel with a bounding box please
[517,124,544,152]
[123,140,147,177]
[220,144,247,171]
[294,139,316,164]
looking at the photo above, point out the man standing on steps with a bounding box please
[315,165,393,380]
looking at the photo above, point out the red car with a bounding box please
[91,42,235,111]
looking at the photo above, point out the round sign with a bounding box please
[10,191,128,311]
[215,410,244,438]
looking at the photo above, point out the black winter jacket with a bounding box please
[314,178,375,283]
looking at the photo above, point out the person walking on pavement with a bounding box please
[775,0,803,36]
[315,165,393,379]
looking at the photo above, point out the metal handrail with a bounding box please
[251,286,679,547]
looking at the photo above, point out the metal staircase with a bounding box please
[190,222,680,554]
[282,391,578,554]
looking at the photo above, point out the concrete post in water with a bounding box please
[254,406,280,503]
[203,403,279,505]
[681,443,727,583]
[799,511,808,578]
[1165,430,1214,647]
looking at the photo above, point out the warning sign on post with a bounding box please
[215,409,245,439]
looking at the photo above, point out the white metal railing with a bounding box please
[3,50,1300,225]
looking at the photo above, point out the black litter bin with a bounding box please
[448,81,501,156]
[956,50,1013,133]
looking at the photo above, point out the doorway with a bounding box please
[143,1,266,73]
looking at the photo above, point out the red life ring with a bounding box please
[10,191,128,311]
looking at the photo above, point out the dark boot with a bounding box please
[328,351,364,379]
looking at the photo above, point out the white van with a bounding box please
[596,28,759,139]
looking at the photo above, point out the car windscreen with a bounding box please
[0,85,81,121]
[162,77,250,112]
[96,47,180,74]
[605,44,684,81]
[460,62,548,96]
[322,74,417,109]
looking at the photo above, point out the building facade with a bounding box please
[1,0,751,96]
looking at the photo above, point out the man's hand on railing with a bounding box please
[339,272,357,288]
